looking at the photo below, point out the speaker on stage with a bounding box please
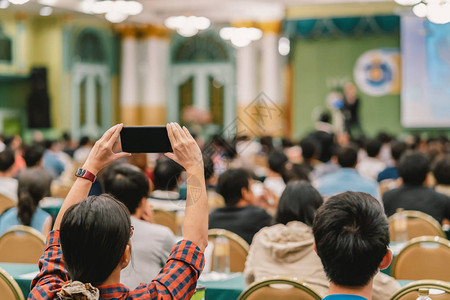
[27,67,51,128]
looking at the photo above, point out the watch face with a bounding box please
[76,169,86,176]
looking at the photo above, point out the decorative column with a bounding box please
[119,26,140,125]
[141,25,170,125]
[15,12,27,74]
[259,21,284,137]
[236,36,258,136]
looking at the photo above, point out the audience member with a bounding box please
[245,183,399,300]
[377,132,394,167]
[383,152,450,224]
[433,155,450,196]
[313,192,394,300]
[73,136,93,164]
[203,154,224,211]
[0,148,18,202]
[43,140,65,178]
[0,168,52,235]
[102,163,175,289]
[264,151,288,197]
[209,168,272,244]
[315,146,379,201]
[377,141,407,182]
[299,138,320,172]
[29,123,207,300]
[23,144,45,168]
[357,139,386,180]
[151,158,183,200]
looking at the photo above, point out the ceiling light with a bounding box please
[278,37,290,56]
[427,1,450,24]
[8,0,29,5]
[412,3,428,17]
[0,0,10,9]
[115,0,142,15]
[219,27,263,48]
[39,6,52,16]
[394,0,421,5]
[164,16,211,37]
[105,11,128,23]
[37,0,58,5]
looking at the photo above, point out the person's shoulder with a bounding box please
[132,217,174,236]
[431,189,450,201]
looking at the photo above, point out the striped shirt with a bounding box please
[29,230,204,299]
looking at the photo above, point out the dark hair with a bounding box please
[17,169,51,226]
[79,136,90,147]
[60,195,131,286]
[23,144,45,167]
[203,155,214,181]
[312,192,389,287]
[281,163,310,183]
[300,139,319,160]
[260,136,274,154]
[433,155,450,185]
[398,152,429,185]
[0,148,15,172]
[391,141,407,162]
[268,151,288,174]
[319,112,331,124]
[365,139,382,158]
[153,158,183,191]
[275,181,323,226]
[102,164,149,215]
[337,146,357,168]
[217,168,251,207]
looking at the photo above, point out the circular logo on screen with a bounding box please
[354,49,400,97]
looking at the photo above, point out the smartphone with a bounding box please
[120,126,173,153]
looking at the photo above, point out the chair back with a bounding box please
[0,225,46,264]
[153,210,177,234]
[389,210,446,241]
[390,280,450,300]
[238,277,322,300]
[392,236,450,281]
[0,194,15,216]
[0,267,25,300]
[208,229,249,273]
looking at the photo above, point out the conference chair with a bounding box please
[0,194,15,216]
[390,280,450,300]
[238,277,322,300]
[389,210,446,241]
[0,225,46,264]
[153,210,178,234]
[208,228,250,273]
[0,267,24,300]
[391,236,450,281]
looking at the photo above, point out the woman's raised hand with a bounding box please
[83,124,131,174]
[164,123,203,172]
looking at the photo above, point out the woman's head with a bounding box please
[275,181,323,226]
[60,194,131,286]
[17,169,51,226]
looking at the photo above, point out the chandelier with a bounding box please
[395,0,450,24]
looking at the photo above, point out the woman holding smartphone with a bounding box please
[29,123,208,300]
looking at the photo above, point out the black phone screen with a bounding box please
[120,126,173,153]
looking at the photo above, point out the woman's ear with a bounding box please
[120,244,131,269]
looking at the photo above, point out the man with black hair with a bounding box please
[377,141,407,182]
[316,146,379,201]
[434,155,450,196]
[102,163,175,289]
[264,151,288,197]
[383,152,450,224]
[313,191,393,300]
[357,139,386,180]
[209,168,272,244]
[23,144,45,168]
[0,148,18,202]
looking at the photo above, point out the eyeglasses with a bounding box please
[130,225,134,239]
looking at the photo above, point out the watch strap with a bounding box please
[75,168,96,183]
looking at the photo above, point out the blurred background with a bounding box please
[0,0,449,142]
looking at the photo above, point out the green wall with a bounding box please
[292,34,402,139]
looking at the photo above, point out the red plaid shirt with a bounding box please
[28,230,204,299]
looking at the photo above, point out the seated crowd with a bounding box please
[0,119,449,300]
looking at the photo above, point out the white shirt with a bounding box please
[121,216,176,289]
[264,176,286,198]
[0,177,18,203]
[357,157,386,181]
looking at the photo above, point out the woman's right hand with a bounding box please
[82,124,131,175]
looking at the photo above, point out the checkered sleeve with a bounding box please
[128,240,205,300]
[28,230,68,300]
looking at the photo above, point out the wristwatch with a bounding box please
[75,168,96,183]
